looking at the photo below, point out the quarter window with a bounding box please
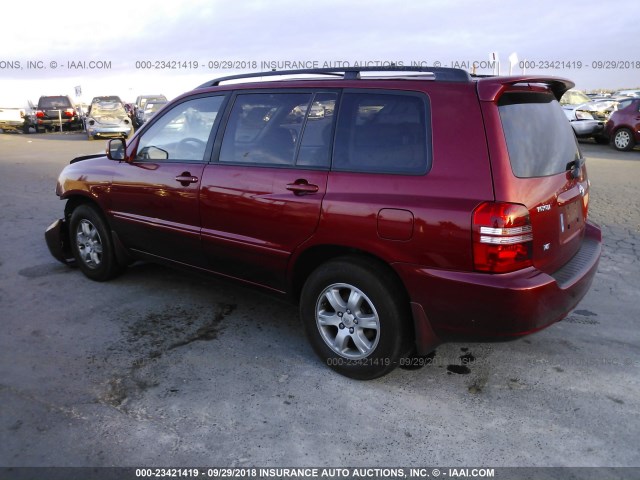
[333,92,430,174]
[135,96,224,162]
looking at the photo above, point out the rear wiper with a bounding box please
[566,157,585,179]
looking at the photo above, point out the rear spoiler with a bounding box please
[476,76,575,102]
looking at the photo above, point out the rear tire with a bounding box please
[300,256,411,380]
[69,204,123,281]
[612,128,635,151]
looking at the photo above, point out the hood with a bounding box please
[70,153,106,164]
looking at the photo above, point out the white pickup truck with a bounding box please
[0,106,35,133]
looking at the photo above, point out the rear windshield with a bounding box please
[39,96,72,109]
[499,92,580,178]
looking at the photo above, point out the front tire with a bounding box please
[69,204,123,281]
[300,256,411,380]
[612,128,635,151]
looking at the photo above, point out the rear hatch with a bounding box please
[479,79,590,274]
[39,97,73,119]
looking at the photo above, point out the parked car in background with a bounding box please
[124,103,136,124]
[45,67,601,380]
[586,92,611,100]
[35,95,82,132]
[140,100,167,124]
[88,96,124,113]
[0,105,35,133]
[560,89,610,143]
[612,89,640,99]
[134,94,167,127]
[605,97,640,151]
[85,98,133,140]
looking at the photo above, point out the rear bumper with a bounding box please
[45,218,75,265]
[37,118,82,130]
[396,221,601,346]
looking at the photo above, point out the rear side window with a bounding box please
[219,93,312,166]
[333,92,430,175]
[499,92,580,178]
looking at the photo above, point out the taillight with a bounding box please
[36,110,45,118]
[64,108,75,117]
[472,202,533,273]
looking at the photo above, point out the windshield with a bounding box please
[145,102,166,113]
[90,101,126,117]
[560,90,591,106]
[499,92,581,178]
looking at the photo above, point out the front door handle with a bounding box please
[175,172,199,186]
[286,180,319,195]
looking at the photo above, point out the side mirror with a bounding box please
[107,138,126,161]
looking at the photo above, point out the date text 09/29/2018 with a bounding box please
[131,59,640,71]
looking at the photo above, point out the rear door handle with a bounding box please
[286,180,319,195]
[175,173,199,186]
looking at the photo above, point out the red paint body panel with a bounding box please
[199,164,327,291]
[395,222,601,337]
[109,160,205,265]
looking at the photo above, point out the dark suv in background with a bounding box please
[133,94,167,127]
[45,67,601,379]
[35,95,82,132]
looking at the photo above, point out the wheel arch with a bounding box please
[63,194,104,221]
[290,244,412,311]
[290,244,445,356]
[63,194,133,266]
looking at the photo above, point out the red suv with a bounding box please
[45,67,601,379]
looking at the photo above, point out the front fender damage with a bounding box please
[45,218,76,265]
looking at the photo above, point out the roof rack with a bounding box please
[197,66,472,88]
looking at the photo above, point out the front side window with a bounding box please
[333,92,430,175]
[135,96,224,162]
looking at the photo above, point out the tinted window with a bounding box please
[39,96,72,109]
[617,99,633,110]
[219,93,311,166]
[499,92,580,178]
[135,96,224,162]
[296,92,337,168]
[333,92,430,174]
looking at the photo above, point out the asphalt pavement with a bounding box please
[0,132,638,471]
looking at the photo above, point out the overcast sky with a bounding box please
[1,0,638,105]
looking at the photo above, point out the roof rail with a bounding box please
[197,66,472,88]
